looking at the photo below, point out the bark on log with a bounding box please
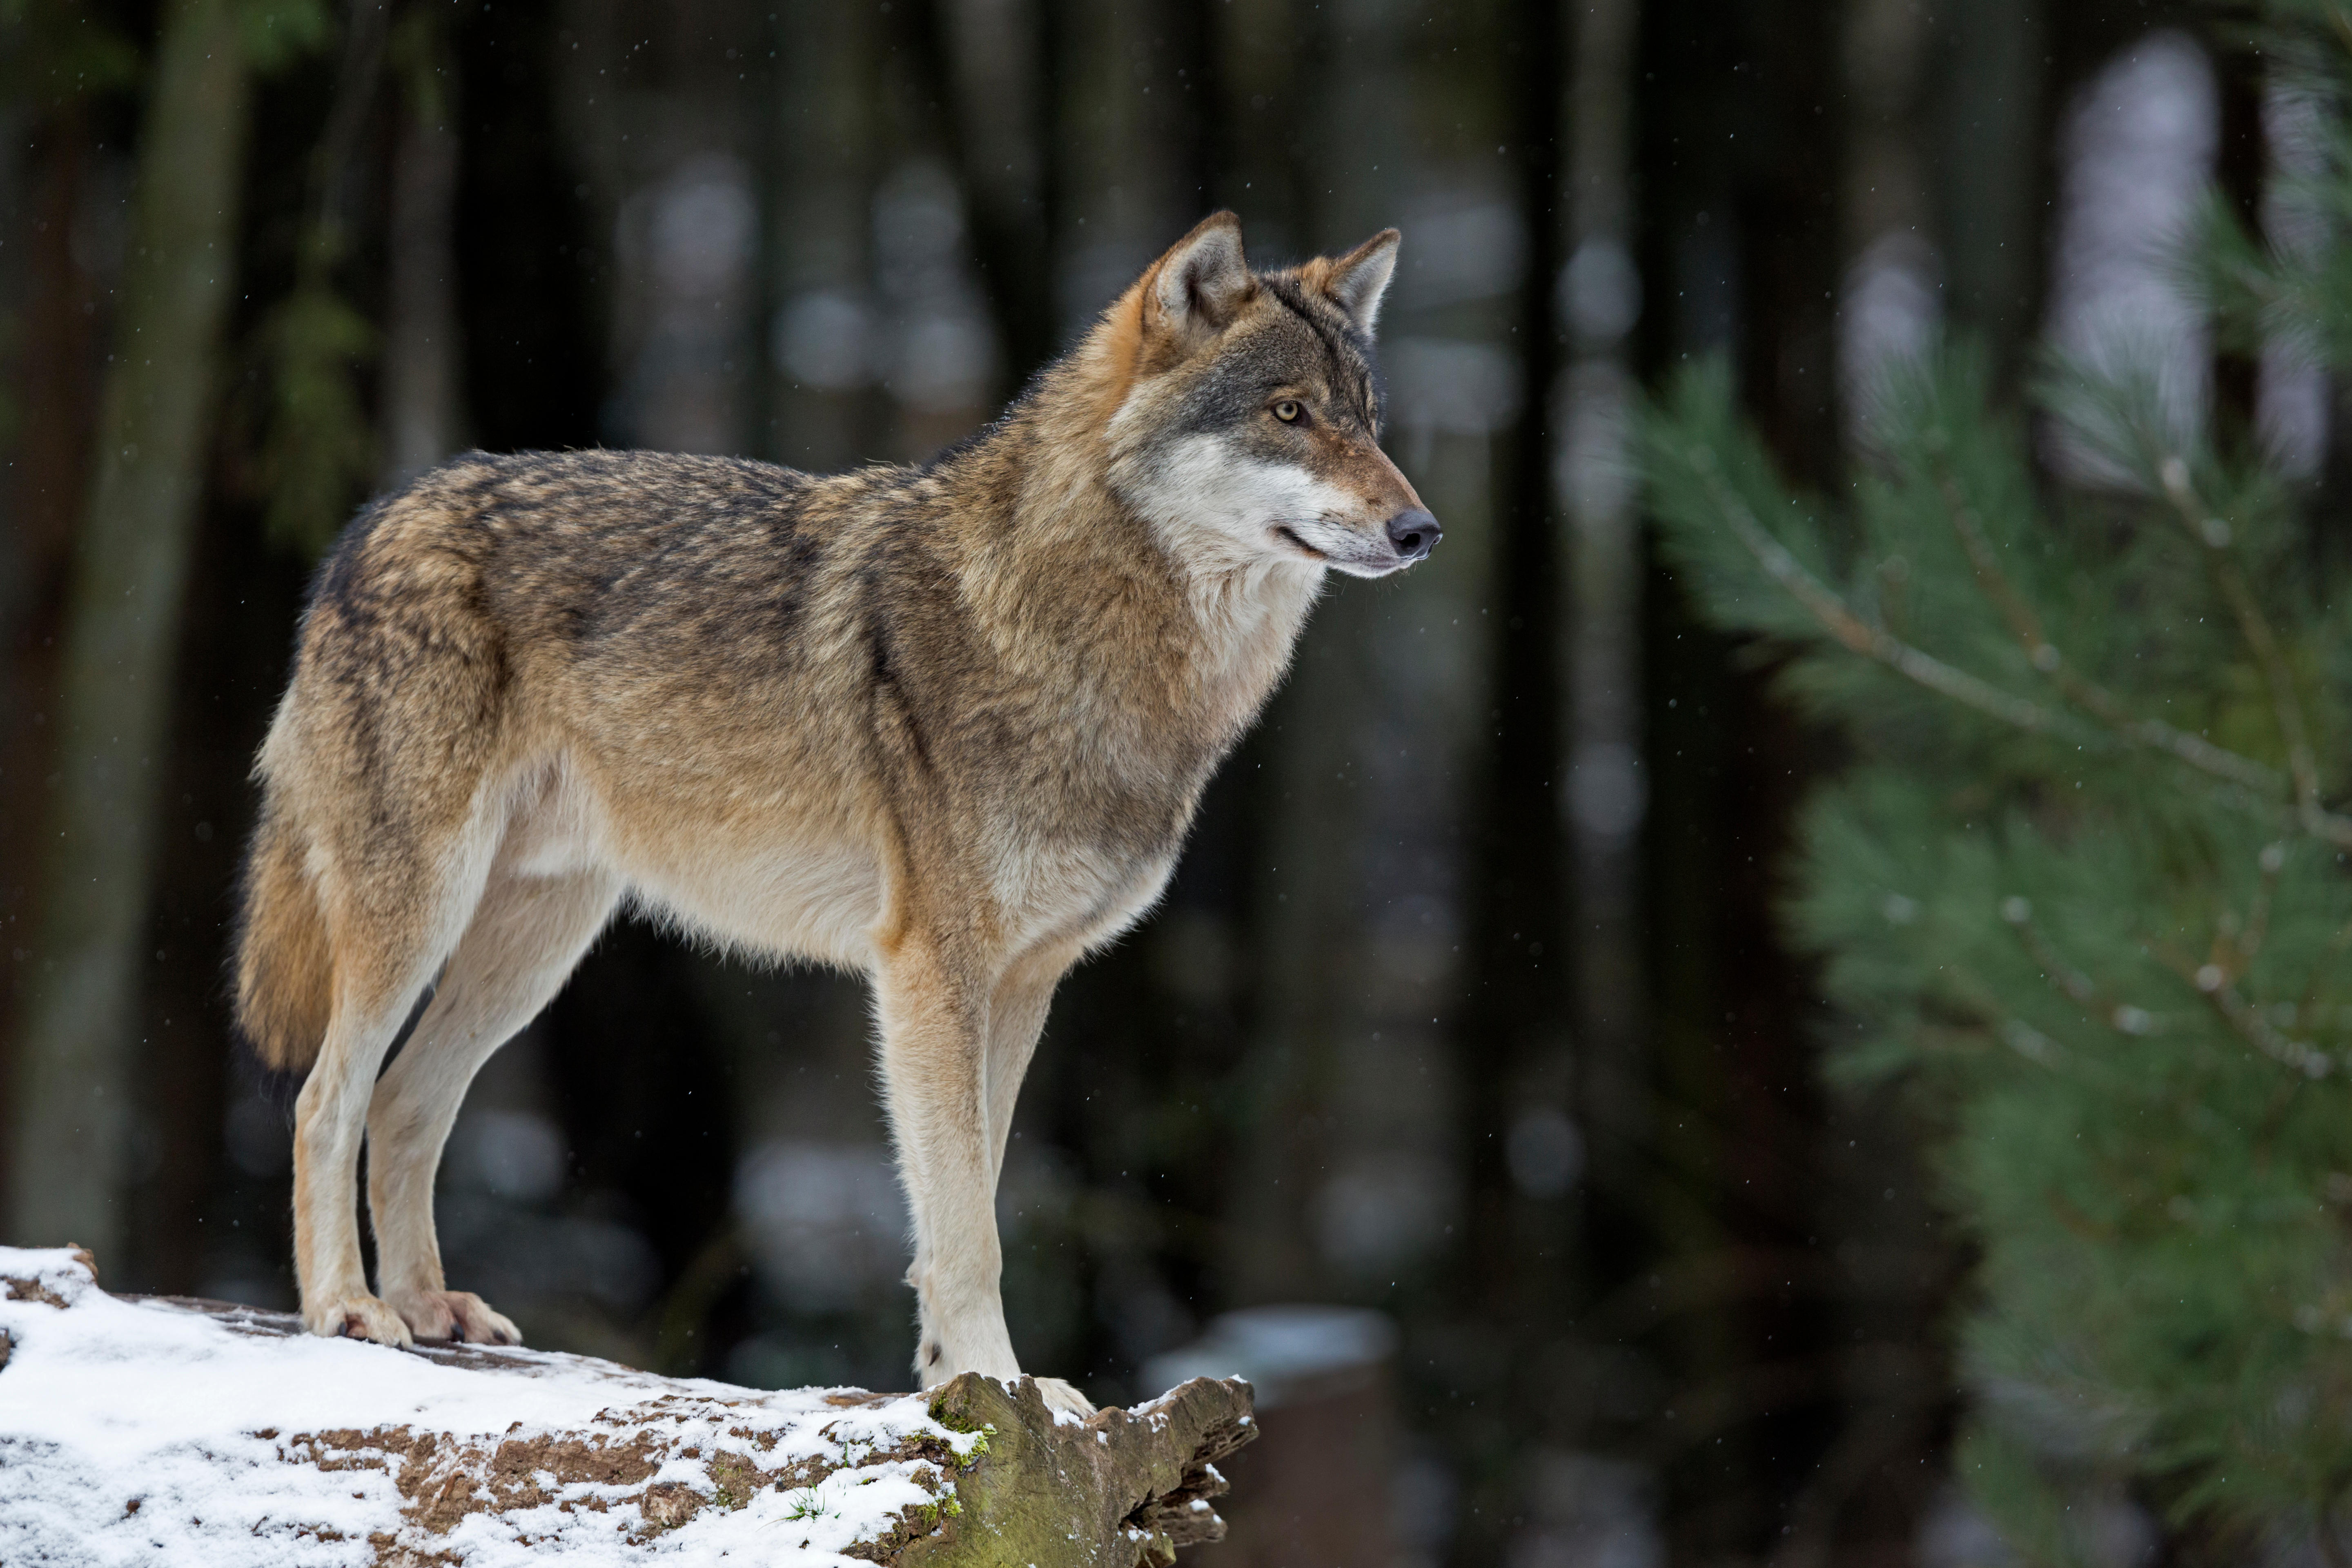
[0,1247,1254,1566]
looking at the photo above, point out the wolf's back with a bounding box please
[226,448,837,1074]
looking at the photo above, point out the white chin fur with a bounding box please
[1120,432,1392,575]
[1325,551,1408,580]
[1274,521,1404,577]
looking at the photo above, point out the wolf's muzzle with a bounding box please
[1385,508,1441,563]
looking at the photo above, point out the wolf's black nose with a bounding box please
[1386,508,1441,561]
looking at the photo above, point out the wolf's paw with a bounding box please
[1031,1376,1096,1418]
[305,1292,414,1348]
[389,1289,522,1346]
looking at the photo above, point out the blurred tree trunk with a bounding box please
[451,0,602,456]
[383,7,466,483]
[128,481,314,1297]
[1146,0,1222,216]
[1428,3,1579,1555]
[1740,0,1843,490]
[1560,0,1646,1341]
[1216,0,1308,255]
[1631,0,1857,1556]
[1463,0,1572,1265]
[906,0,1060,389]
[7,0,251,1258]
[1778,5,1962,1561]
[0,106,106,1220]
[1838,0,1934,427]
[2213,44,2264,443]
[1716,0,1846,1547]
[1223,0,1350,1310]
[1934,0,2046,391]
[768,0,887,471]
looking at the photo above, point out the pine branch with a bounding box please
[1933,468,2289,798]
[2156,457,2342,842]
[1685,449,2093,741]
[2152,940,2340,1079]
[2240,840,2287,968]
[2296,907,2352,1015]
[1680,438,2352,849]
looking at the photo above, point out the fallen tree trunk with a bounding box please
[0,1247,1254,1566]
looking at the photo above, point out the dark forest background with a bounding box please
[0,0,2282,1563]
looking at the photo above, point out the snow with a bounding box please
[0,1247,979,1565]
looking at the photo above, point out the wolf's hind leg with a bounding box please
[295,987,432,1347]
[367,867,620,1344]
[294,880,492,1348]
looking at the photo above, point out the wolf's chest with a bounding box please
[984,829,1179,953]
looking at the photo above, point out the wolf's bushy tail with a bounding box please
[233,811,331,1073]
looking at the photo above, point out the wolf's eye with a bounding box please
[1272,399,1303,423]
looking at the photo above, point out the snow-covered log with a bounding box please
[0,1247,1254,1566]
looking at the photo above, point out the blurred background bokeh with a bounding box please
[0,0,2305,1562]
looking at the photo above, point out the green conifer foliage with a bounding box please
[1645,13,2352,1551]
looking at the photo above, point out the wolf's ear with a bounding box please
[1148,212,1252,343]
[1323,229,1400,336]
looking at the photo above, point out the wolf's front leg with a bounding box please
[873,937,1092,1417]
[977,949,1093,1418]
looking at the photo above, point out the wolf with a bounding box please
[232,212,1437,1413]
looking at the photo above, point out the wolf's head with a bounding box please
[1101,212,1437,580]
